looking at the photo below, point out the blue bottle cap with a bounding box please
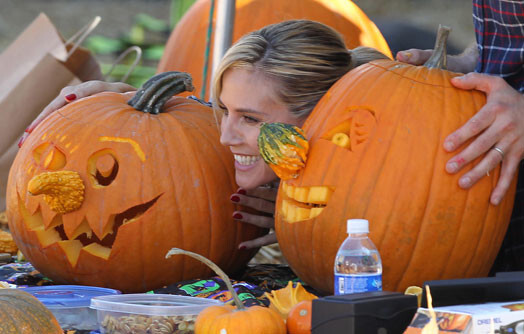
[21,285,121,309]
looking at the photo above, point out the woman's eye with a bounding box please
[243,115,260,124]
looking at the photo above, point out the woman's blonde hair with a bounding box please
[212,19,389,119]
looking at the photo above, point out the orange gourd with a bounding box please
[166,248,286,334]
[0,289,62,333]
[158,0,392,99]
[274,27,517,294]
[287,301,313,334]
[6,72,265,292]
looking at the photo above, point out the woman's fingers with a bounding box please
[239,185,278,201]
[238,233,277,250]
[230,191,275,214]
[233,210,274,229]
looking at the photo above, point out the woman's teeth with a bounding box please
[234,154,261,165]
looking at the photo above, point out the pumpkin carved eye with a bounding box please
[87,149,119,187]
[323,107,377,151]
[32,142,66,170]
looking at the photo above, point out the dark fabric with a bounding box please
[473,0,524,92]
[491,160,524,273]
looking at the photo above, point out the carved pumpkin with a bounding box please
[6,72,264,292]
[157,0,392,99]
[274,27,518,294]
[0,289,62,333]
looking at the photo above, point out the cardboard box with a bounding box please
[405,300,524,333]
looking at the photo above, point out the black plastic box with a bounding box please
[422,275,524,307]
[311,291,418,334]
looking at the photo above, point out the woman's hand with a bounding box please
[445,73,524,205]
[230,185,278,250]
[19,81,135,147]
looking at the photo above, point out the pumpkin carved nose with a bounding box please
[28,171,85,214]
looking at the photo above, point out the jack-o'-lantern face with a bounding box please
[6,72,264,292]
[274,59,516,296]
[18,133,161,267]
[279,106,377,223]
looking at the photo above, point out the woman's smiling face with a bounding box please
[219,68,302,190]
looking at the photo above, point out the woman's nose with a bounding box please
[220,115,241,146]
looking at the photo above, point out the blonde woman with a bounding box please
[20,20,388,250]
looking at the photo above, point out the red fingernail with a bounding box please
[65,94,77,102]
[18,136,24,148]
[24,127,32,133]
[230,195,240,202]
[237,188,247,195]
[239,245,247,250]
[233,213,243,219]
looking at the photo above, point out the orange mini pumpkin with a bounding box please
[6,72,264,292]
[158,0,392,99]
[274,27,517,294]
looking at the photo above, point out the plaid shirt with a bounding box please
[473,0,524,92]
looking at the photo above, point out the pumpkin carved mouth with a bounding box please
[280,182,333,223]
[17,193,161,266]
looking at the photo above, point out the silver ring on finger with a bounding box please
[492,146,505,160]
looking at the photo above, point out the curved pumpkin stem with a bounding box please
[165,248,246,311]
[424,25,451,70]
[128,71,195,114]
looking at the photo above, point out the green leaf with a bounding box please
[135,13,169,32]
[170,0,198,29]
[85,36,126,54]
[144,45,166,60]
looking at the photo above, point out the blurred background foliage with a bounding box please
[85,0,196,87]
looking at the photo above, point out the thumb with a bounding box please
[396,49,432,65]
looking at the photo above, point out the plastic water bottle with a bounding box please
[334,219,382,295]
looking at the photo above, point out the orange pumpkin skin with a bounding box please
[195,304,286,334]
[287,301,313,334]
[0,289,62,333]
[275,59,518,295]
[6,75,263,292]
[157,0,392,99]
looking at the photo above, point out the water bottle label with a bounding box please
[334,274,382,295]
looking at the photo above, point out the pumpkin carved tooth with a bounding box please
[28,171,85,214]
[281,183,333,223]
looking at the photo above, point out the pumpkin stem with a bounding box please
[423,25,451,70]
[128,72,194,114]
[165,248,246,310]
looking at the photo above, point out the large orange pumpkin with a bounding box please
[157,0,392,99]
[274,28,517,295]
[6,72,264,292]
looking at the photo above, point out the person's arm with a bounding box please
[19,81,135,147]
[396,42,479,73]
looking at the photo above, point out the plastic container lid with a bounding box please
[347,219,369,234]
[90,293,224,316]
[21,285,121,309]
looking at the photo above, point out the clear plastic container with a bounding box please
[20,285,121,331]
[334,219,382,295]
[90,293,224,334]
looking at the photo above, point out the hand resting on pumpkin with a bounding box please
[231,185,278,250]
[19,81,135,148]
[396,48,524,205]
